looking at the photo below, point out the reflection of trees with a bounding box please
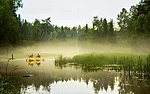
[19,70,81,91]
[19,70,117,93]
[3,60,150,94]
[118,74,150,94]
[82,71,116,93]
[20,72,54,92]
[54,63,150,94]
[54,63,117,93]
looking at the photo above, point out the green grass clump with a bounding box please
[0,76,20,94]
[72,54,108,66]
[55,55,73,68]
[0,62,21,94]
[55,53,150,74]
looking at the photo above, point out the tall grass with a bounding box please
[0,62,20,94]
[55,53,150,75]
[55,55,72,69]
[0,76,20,94]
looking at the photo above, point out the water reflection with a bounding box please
[0,58,150,94]
[55,62,150,94]
[21,84,50,94]
[118,74,150,94]
[20,71,118,94]
[20,71,150,94]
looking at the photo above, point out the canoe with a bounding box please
[28,58,34,62]
[35,58,41,61]
[26,57,44,65]
[28,61,34,66]
[27,58,44,62]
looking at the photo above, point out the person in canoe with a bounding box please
[8,54,15,62]
[29,54,33,58]
[35,54,41,66]
[36,54,41,58]
[26,54,34,62]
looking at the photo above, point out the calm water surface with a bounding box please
[0,53,150,94]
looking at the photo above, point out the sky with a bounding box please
[17,0,140,27]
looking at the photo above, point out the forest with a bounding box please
[0,0,150,47]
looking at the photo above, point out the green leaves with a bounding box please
[0,0,22,46]
[116,0,150,45]
[117,8,129,30]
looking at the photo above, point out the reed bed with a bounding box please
[55,53,150,75]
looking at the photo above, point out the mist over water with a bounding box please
[1,39,148,59]
[0,40,150,94]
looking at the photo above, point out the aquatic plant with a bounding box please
[55,55,72,69]
[55,53,150,75]
[0,62,20,94]
[0,76,20,94]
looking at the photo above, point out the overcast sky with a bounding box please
[17,0,140,27]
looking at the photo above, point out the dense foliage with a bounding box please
[0,0,150,46]
[117,0,150,45]
[0,0,22,45]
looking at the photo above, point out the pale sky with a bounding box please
[17,0,140,27]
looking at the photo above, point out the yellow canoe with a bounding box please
[28,61,34,66]
[35,58,41,61]
[27,58,41,61]
[28,58,34,61]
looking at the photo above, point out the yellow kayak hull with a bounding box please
[26,58,44,66]
[35,58,41,61]
[28,61,34,65]
[28,58,41,61]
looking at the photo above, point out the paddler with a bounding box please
[36,54,41,58]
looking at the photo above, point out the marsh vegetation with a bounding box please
[55,53,150,76]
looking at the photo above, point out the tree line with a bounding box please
[0,0,23,45]
[19,17,77,42]
[0,0,150,46]
[117,0,150,45]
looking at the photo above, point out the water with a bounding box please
[0,54,150,94]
